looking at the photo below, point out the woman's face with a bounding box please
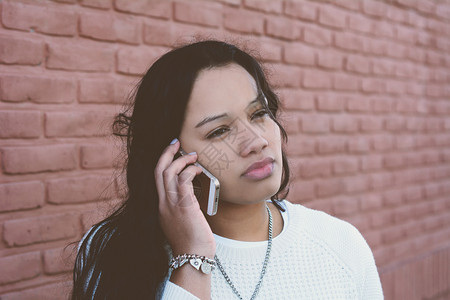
[178,63,283,206]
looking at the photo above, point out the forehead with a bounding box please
[185,64,258,116]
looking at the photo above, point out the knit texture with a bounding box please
[160,200,384,299]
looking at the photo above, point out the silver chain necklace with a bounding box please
[214,205,273,300]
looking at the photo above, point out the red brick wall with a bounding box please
[1,0,449,299]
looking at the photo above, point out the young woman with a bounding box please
[72,40,384,299]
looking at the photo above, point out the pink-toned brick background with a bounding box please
[1,0,449,299]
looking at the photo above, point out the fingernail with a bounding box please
[170,138,178,145]
[188,151,197,155]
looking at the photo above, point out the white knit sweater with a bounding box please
[160,200,384,299]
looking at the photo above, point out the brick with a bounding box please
[381,225,406,244]
[0,35,44,65]
[0,281,71,300]
[370,209,395,228]
[318,5,347,29]
[82,209,108,232]
[333,197,359,215]
[361,155,383,171]
[114,0,171,18]
[393,205,413,223]
[370,173,394,190]
[283,43,315,66]
[174,2,222,27]
[372,21,396,39]
[364,38,387,55]
[333,157,358,175]
[416,0,435,14]
[372,58,394,76]
[347,97,371,112]
[113,78,135,104]
[385,117,405,132]
[48,175,115,204]
[270,64,302,88]
[383,189,404,207]
[395,135,415,150]
[317,136,346,154]
[333,0,360,11]
[298,158,331,178]
[334,32,364,51]
[143,20,176,47]
[362,0,387,17]
[386,6,408,23]
[372,98,393,113]
[348,14,373,33]
[360,194,383,211]
[0,75,76,103]
[303,26,332,46]
[344,175,369,193]
[224,9,264,35]
[300,115,330,133]
[386,81,406,96]
[2,1,76,36]
[45,111,113,137]
[345,54,370,74]
[360,116,383,132]
[243,0,283,14]
[0,110,41,138]
[2,144,76,174]
[117,46,167,75]
[290,179,315,201]
[361,78,386,94]
[316,94,345,112]
[332,115,358,133]
[47,42,114,72]
[384,153,404,169]
[283,1,317,21]
[265,17,302,41]
[278,89,315,111]
[258,42,282,62]
[333,74,359,91]
[348,137,370,153]
[79,78,114,103]
[43,247,74,274]
[280,115,300,135]
[315,179,343,197]
[385,43,406,59]
[80,12,140,44]
[317,49,343,70]
[0,252,41,285]
[302,70,332,89]
[3,213,78,246]
[395,25,416,44]
[286,136,315,156]
[0,181,45,212]
[80,0,111,9]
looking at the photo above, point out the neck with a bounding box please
[206,200,270,242]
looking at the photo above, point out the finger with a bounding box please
[163,153,198,201]
[155,139,180,207]
[176,165,203,207]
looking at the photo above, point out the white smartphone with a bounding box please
[178,147,220,216]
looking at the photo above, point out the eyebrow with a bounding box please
[194,93,263,129]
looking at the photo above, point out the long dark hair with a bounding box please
[71,39,291,299]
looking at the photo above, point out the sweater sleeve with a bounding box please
[360,238,384,299]
[158,279,201,300]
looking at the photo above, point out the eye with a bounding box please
[206,127,230,139]
[251,109,269,120]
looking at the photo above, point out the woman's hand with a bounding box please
[155,138,216,258]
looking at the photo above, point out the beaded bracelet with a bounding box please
[169,254,216,274]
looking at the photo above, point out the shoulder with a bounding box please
[282,200,375,271]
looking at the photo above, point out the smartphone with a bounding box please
[177,147,220,216]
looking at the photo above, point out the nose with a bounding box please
[238,124,268,157]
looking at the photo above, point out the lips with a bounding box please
[242,157,275,176]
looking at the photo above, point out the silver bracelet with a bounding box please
[169,254,216,274]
